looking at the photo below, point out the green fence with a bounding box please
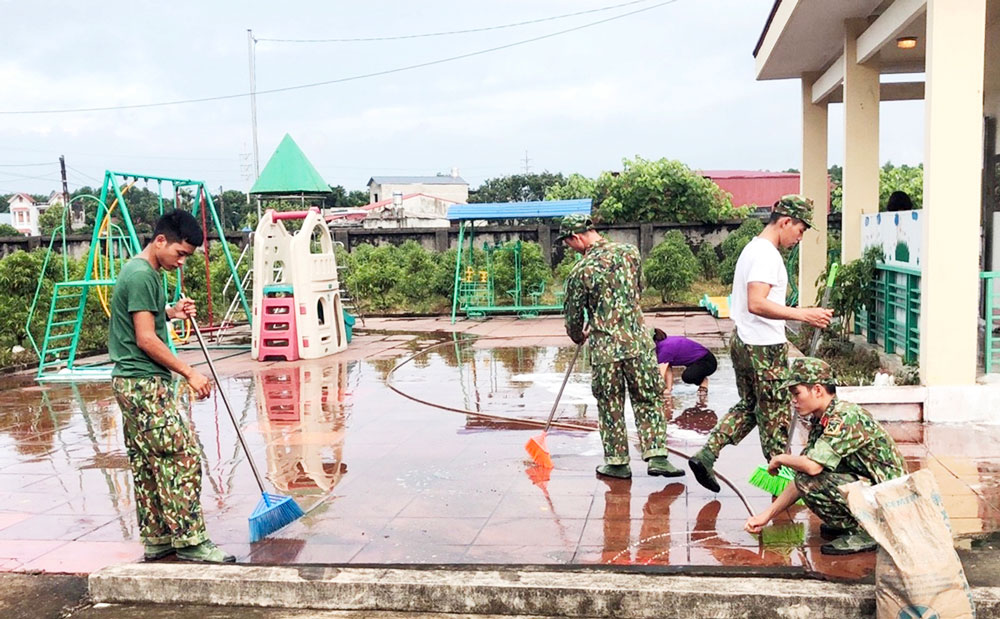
[983,272,1000,374]
[855,264,921,364]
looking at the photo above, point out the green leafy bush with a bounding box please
[492,241,549,299]
[696,243,720,280]
[644,231,699,302]
[553,250,581,282]
[719,218,764,285]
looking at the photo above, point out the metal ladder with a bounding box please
[37,279,115,379]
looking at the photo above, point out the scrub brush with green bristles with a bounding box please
[749,465,796,496]
[760,522,806,548]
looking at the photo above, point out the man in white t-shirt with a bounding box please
[689,195,833,493]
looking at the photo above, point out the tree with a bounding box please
[38,205,66,236]
[719,218,764,285]
[644,231,699,302]
[545,173,596,201]
[591,157,739,224]
[0,224,21,236]
[213,189,250,231]
[329,185,369,208]
[879,162,923,209]
[469,172,565,203]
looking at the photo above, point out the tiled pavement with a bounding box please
[1,313,998,579]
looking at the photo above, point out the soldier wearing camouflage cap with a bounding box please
[559,213,684,480]
[689,194,833,494]
[743,358,906,555]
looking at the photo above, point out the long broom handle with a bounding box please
[807,263,839,356]
[190,318,268,495]
[543,343,582,433]
[788,264,839,454]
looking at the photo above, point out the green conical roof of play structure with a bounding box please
[250,134,331,195]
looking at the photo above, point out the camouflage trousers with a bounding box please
[795,470,860,531]
[702,334,790,461]
[592,351,669,465]
[112,376,208,548]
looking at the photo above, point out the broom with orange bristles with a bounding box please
[525,343,583,468]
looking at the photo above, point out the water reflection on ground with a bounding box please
[0,333,997,580]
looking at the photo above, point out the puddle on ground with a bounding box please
[0,334,998,577]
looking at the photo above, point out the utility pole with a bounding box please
[218,185,225,231]
[247,29,261,221]
[59,155,75,229]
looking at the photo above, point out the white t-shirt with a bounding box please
[730,236,788,346]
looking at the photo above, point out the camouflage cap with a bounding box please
[782,357,837,389]
[556,213,595,241]
[773,194,814,228]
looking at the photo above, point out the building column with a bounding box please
[920,0,986,386]
[841,19,881,263]
[800,73,829,306]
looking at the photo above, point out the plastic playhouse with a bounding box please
[251,207,351,361]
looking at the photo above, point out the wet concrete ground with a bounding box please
[1,313,998,582]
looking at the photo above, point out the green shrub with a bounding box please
[644,231,699,302]
[719,218,764,285]
[696,243,720,280]
[492,241,549,300]
[554,250,581,282]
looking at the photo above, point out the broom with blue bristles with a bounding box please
[749,264,839,497]
[191,319,304,542]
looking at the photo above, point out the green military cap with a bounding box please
[556,213,595,241]
[773,194,814,228]
[782,356,837,389]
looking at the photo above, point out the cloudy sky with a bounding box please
[0,0,925,196]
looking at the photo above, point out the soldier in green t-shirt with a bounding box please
[559,214,683,479]
[109,210,234,564]
[743,357,906,555]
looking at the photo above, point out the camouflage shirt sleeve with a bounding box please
[563,266,587,345]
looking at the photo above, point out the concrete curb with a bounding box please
[87,564,1000,618]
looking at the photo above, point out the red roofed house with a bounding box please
[699,170,827,213]
[7,191,65,236]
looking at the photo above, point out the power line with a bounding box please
[257,0,653,43]
[66,165,103,184]
[0,161,54,167]
[0,0,679,116]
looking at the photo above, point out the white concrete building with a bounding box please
[367,172,468,205]
[754,0,1000,420]
[6,191,64,236]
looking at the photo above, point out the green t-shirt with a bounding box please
[109,258,171,379]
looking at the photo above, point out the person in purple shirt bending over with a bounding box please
[652,328,717,394]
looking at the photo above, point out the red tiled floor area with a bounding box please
[0,314,998,580]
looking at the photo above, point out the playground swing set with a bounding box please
[26,170,251,383]
[448,199,592,324]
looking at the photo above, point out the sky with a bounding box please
[0,0,926,197]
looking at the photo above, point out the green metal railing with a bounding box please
[983,272,1000,374]
[855,264,921,364]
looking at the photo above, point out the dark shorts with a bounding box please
[681,351,718,385]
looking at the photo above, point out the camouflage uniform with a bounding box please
[700,195,815,462]
[561,216,669,465]
[112,376,209,548]
[109,257,208,549]
[702,336,789,460]
[786,358,907,530]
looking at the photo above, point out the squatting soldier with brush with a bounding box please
[109,210,235,563]
[744,358,905,555]
[689,195,832,492]
[559,214,684,479]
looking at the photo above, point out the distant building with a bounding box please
[6,191,65,236]
[367,170,469,205]
[699,170,826,214]
[329,192,457,229]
